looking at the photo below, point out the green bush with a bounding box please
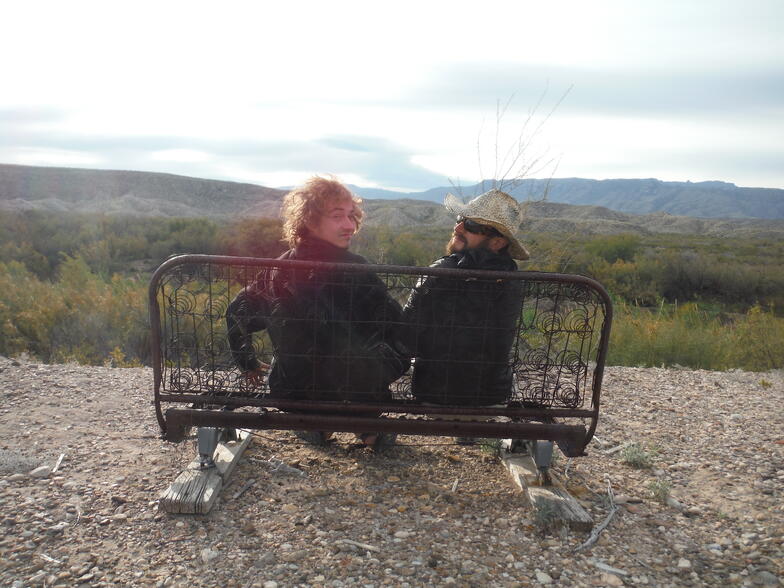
[608,301,784,371]
[620,442,655,469]
[0,257,149,365]
[648,479,672,504]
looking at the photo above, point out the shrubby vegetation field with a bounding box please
[1,210,782,370]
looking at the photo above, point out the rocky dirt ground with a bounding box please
[0,356,782,587]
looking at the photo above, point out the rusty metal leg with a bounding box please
[503,438,530,454]
[532,440,554,486]
[196,427,220,469]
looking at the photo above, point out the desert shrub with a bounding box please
[648,479,672,504]
[730,305,784,371]
[609,302,730,369]
[620,442,655,469]
[218,217,285,258]
[0,449,43,474]
[0,256,149,365]
[608,300,784,371]
[585,233,641,263]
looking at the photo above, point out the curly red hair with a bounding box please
[280,176,364,247]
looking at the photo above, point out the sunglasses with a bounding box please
[457,217,502,237]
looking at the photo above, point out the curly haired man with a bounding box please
[226,176,408,450]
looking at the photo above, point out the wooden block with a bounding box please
[527,486,594,532]
[160,429,252,514]
[160,461,223,514]
[500,449,593,532]
[214,429,252,480]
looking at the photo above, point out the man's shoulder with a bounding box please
[343,251,369,264]
[429,255,458,269]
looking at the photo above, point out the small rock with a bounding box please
[668,461,697,471]
[262,582,278,588]
[598,572,625,586]
[254,553,276,567]
[280,504,297,514]
[282,549,307,563]
[28,572,47,584]
[47,522,69,534]
[677,558,691,570]
[241,521,257,535]
[7,474,26,482]
[30,466,50,479]
[535,571,553,584]
[201,547,220,563]
[754,571,779,586]
[666,497,685,510]
[394,531,411,539]
[741,532,759,542]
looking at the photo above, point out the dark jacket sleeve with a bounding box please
[226,276,270,371]
[400,258,447,355]
[358,270,411,358]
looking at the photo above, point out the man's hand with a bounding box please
[244,363,270,386]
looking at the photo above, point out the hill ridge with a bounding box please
[2,163,784,238]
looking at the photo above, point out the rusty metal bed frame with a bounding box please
[149,254,612,459]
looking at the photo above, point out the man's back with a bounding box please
[227,235,408,401]
[403,248,522,406]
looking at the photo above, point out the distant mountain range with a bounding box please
[2,163,783,238]
[347,178,784,219]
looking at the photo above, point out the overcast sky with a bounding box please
[2,0,782,191]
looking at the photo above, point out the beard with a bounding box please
[447,234,493,255]
[446,234,467,255]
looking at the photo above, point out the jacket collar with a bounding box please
[292,236,354,262]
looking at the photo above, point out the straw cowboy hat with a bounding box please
[444,189,530,260]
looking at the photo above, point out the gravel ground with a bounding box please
[0,356,782,587]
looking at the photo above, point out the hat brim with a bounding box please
[444,193,530,260]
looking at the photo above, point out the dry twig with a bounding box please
[231,479,256,500]
[574,482,621,552]
[337,539,380,553]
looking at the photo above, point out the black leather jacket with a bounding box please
[402,248,522,406]
[226,237,409,401]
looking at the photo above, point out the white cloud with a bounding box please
[2,147,102,167]
[149,149,211,163]
[1,0,782,190]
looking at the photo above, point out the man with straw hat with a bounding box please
[402,189,528,437]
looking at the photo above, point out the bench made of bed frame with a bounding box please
[149,254,612,461]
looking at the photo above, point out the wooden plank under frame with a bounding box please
[160,429,253,514]
[500,447,593,532]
